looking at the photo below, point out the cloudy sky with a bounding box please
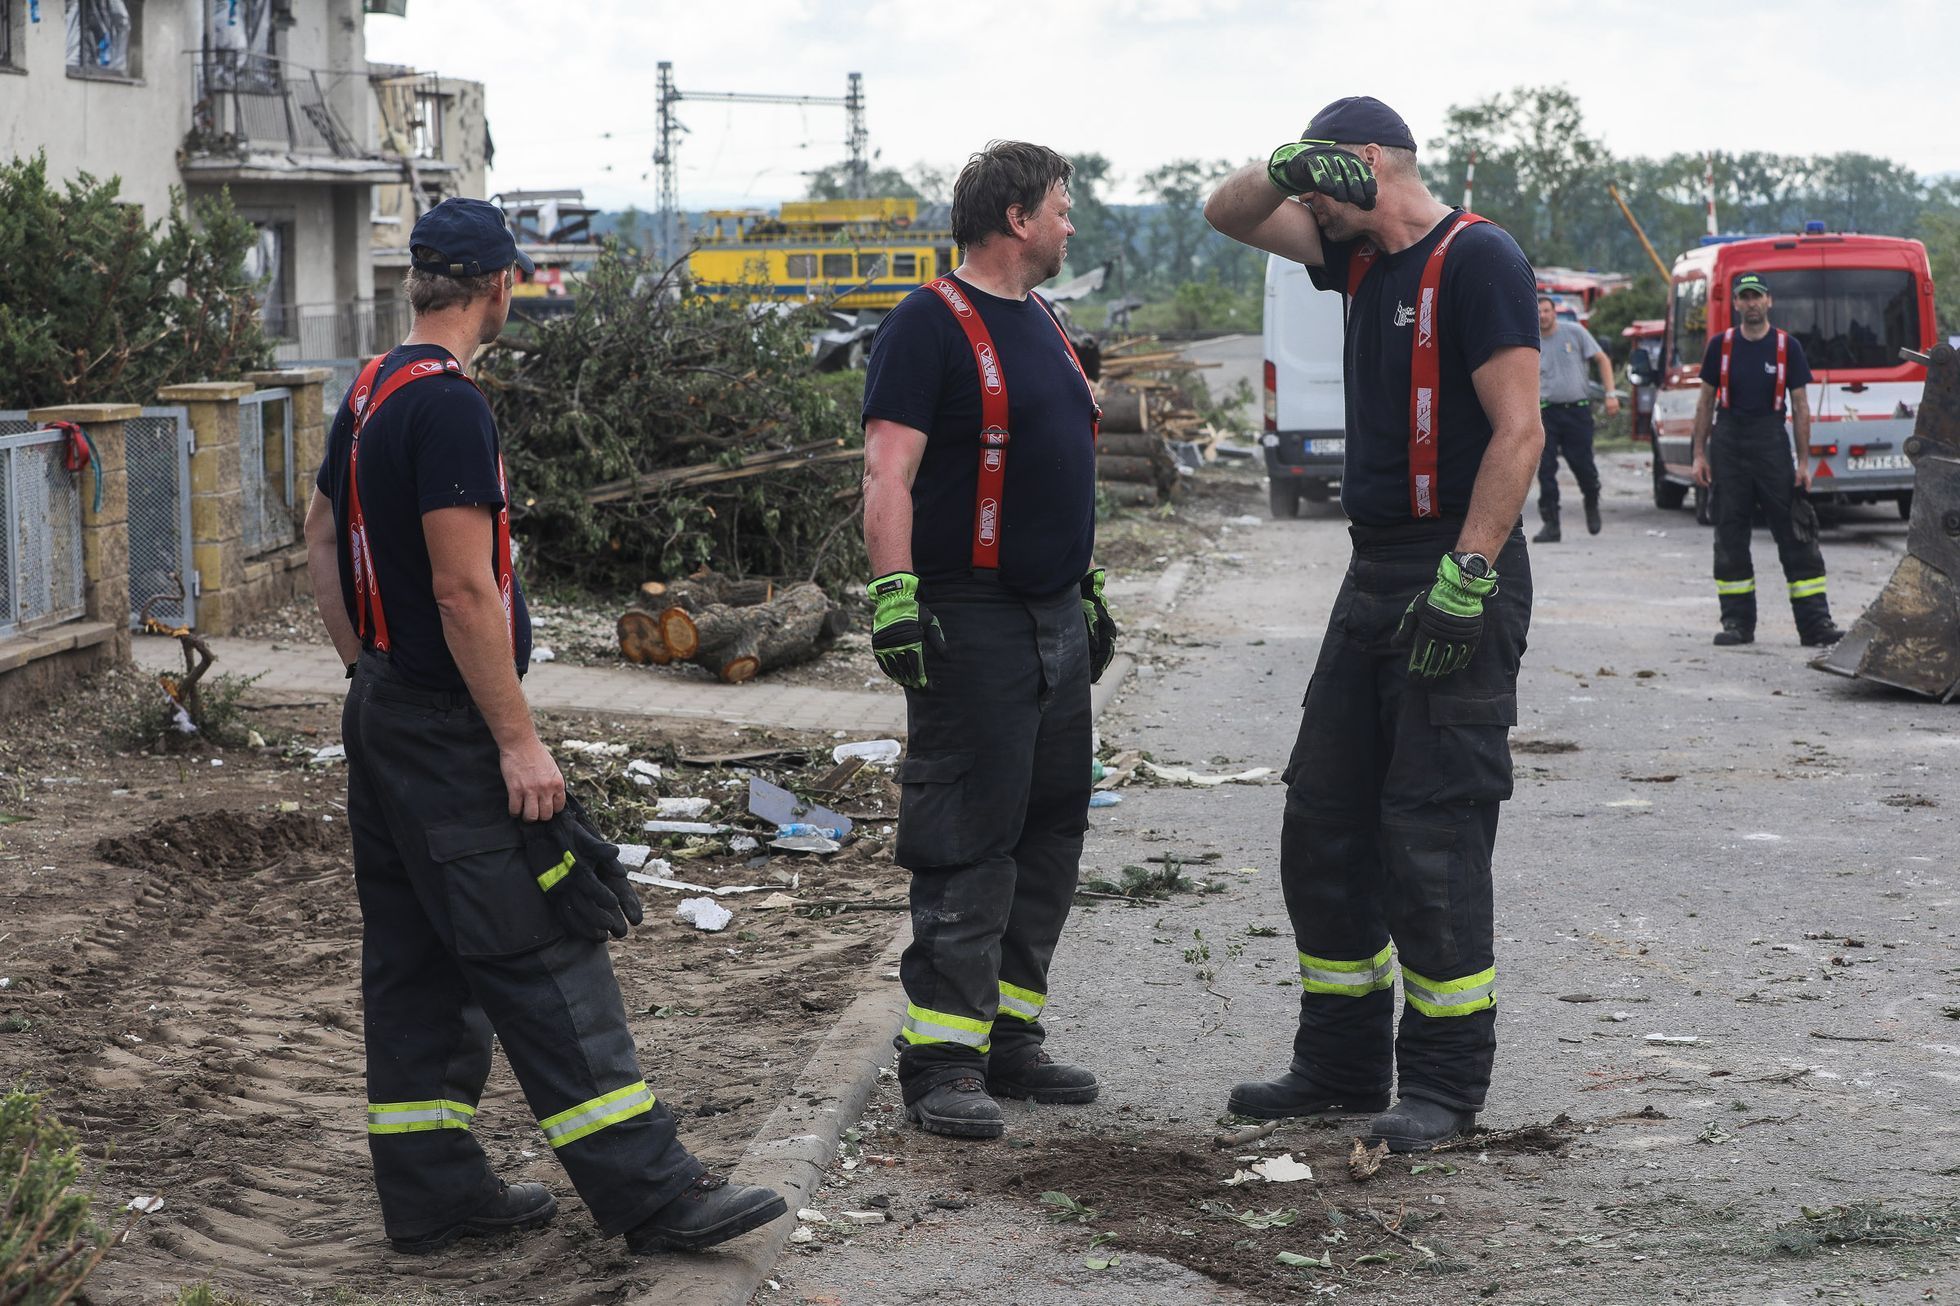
[367,0,1957,212]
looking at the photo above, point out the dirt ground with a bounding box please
[0,668,907,1304]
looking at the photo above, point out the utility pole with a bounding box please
[651,65,870,260]
[845,71,867,199]
[654,61,681,264]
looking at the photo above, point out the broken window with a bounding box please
[66,0,138,78]
[244,220,295,339]
[204,0,277,91]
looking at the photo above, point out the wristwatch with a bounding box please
[1450,551,1495,581]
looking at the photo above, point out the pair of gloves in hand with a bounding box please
[523,794,642,941]
[867,569,1117,690]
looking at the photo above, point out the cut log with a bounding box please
[1101,483,1160,507]
[661,581,841,683]
[1096,433,1169,460]
[616,609,674,665]
[1096,384,1149,434]
[1095,454,1163,485]
[644,571,777,613]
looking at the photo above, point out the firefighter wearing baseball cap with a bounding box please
[1205,98,1543,1151]
[1690,273,1844,647]
[304,196,786,1255]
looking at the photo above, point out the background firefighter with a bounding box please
[1689,272,1844,648]
[1204,96,1543,1152]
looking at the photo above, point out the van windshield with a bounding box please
[1752,268,1921,370]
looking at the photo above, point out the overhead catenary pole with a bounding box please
[650,64,871,259]
[1704,150,1718,237]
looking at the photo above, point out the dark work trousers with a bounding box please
[345,652,702,1241]
[1277,520,1531,1112]
[1709,412,1833,636]
[1535,402,1600,520]
[892,579,1093,1103]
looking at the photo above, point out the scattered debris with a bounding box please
[563,739,631,758]
[1808,1031,1895,1043]
[644,820,728,835]
[653,796,713,820]
[1140,760,1275,787]
[1249,1154,1313,1183]
[1087,791,1123,808]
[1347,1138,1388,1181]
[125,1195,165,1214]
[307,744,346,766]
[626,759,663,785]
[1039,1191,1098,1224]
[675,898,733,932]
[1512,739,1579,755]
[748,777,852,837]
[1644,1034,1701,1046]
[1213,1119,1283,1149]
[769,834,842,855]
[833,739,900,767]
[1771,1201,1960,1256]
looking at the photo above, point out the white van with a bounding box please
[1262,253,1348,517]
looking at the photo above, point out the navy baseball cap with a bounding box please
[1733,273,1770,296]
[1302,96,1417,153]
[409,198,535,277]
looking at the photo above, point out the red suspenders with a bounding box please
[344,352,516,653]
[1343,211,1491,519]
[1717,327,1788,413]
[922,277,1099,571]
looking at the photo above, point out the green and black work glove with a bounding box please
[1267,140,1378,210]
[1081,567,1118,684]
[1392,554,1497,682]
[867,571,947,690]
[524,794,643,941]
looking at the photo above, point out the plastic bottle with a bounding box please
[776,822,842,839]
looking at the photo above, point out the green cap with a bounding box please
[1733,273,1770,297]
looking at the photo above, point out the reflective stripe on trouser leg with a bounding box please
[1715,578,1756,596]
[1298,942,1395,996]
[996,981,1046,1024]
[1787,576,1826,599]
[538,1080,656,1149]
[367,1099,476,1134]
[901,1003,992,1051]
[1400,964,1497,1017]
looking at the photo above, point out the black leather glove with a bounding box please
[524,795,642,940]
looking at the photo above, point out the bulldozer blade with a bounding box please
[1813,342,1960,700]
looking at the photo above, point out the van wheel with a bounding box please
[1269,480,1302,519]
[1897,492,1913,521]
[1693,483,1715,526]
[1301,480,1330,503]
[1653,454,1687,509]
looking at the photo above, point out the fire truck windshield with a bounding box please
[1750,268,1922,370]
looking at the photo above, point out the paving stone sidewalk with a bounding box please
[132,636,907,735]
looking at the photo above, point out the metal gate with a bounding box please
[0,426,87,639]
[239,387,298,557]
[127,408,197,629]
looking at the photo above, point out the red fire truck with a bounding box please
[1634,228,1936,519]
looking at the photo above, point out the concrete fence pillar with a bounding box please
[157,380,256,634]
[23,403,137,663]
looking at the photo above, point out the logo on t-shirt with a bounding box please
[1764,362,1777,374]
[1394,302,1415,328]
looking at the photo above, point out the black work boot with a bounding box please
[1712,622,1754,647]
[1583,497,1602,535]
[906,1075,1005,1138]
[1367,1098,1478,1154]
[1227,1069,1390,1121]
[626,1173,788,1254]
[1800,623,1845,648]
[988,1049,1099,1104]
[1532,512,1561,544]
[389,1180,558,1255]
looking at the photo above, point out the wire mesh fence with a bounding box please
[127,409,195,630]
[239,388,298,557]
[1,428,87,639]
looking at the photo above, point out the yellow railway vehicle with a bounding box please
[687,198,959,312]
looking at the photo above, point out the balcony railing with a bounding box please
[189,50,366,160]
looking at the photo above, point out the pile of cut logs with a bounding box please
[616,571,849,684]
[1091,337,1223,506]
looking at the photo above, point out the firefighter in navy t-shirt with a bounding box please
[860,142,1114,1141]
[1206,97,1544,1152]
[304,198,784,1256]
[1689,273,1843,647]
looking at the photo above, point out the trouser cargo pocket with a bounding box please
[895,751,978,870]
[427,821,563,958]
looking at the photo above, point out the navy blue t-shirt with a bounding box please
[861,279,1097,597]
[314,344,532,691]
[1308,213,1540,527]
[1699,328,1813,420]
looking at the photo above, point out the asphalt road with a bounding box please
[771,451,1958,1305]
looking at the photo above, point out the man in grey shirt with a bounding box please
[1534,295,1619,541]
